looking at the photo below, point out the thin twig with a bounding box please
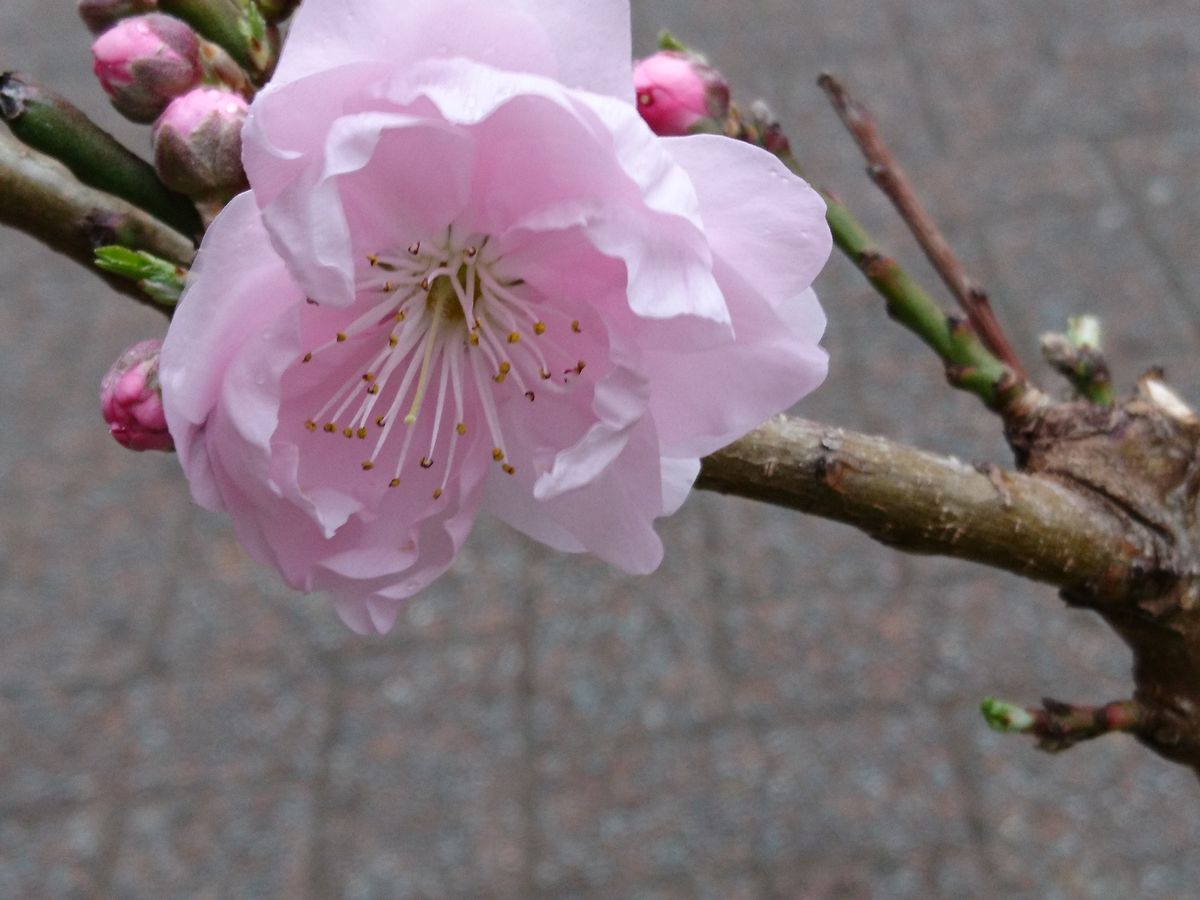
[818,72,1027,380]
[982,697,1145,752]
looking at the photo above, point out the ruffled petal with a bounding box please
[662,134,832,309]
[642,276,828,459]
[272,0,633,100]
[160,194,306,508]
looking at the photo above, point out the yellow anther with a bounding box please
[376,415,387,427]
[502,464,515,475]
[395,310,406,322]
[383,282,395,293]
[420,457,434,469]
[336,332,347,343]
[456,423,467,435]
[362,373,376,383]
[323,423,336,433]
[389,478,401,488]
[343,427,354,439]
[367,253,379,266]
[389,334,399,347]
[361,460,375,471]
[468,333,480,346]
[507,331,521,344]
[367,384,380,395]
[357,427,368,439]
[433,488,444,499]
[304,420,318,432]
[302,352,313,363]
[571,320,582,333]
[539,368,551,380]
[492,448,505,462]
[533,321,546,335]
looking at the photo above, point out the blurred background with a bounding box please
[3,1,1200,897]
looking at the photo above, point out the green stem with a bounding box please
[159,0,278,82]
[823,194,1016,409]
[0,73,202,239]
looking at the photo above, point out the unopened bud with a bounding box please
[633,50,730,137]
[100,339,173,452]
[78,0,158,34]
[91,14,201,123]
[153,87,248,203]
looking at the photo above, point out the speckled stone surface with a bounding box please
[2,2,1200,897]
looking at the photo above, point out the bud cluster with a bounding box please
[85,8,251,205]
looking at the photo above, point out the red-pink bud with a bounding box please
[91,14,201,123]
[78,0,159,35]
[153,87,249,202]
[100,339,173,452]
[633,51,731,137]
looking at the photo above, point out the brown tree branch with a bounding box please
[696,415,1164,605]
[818,73,1027,381]
[0,132,195,311]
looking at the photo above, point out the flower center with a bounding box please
[298,230,588,498]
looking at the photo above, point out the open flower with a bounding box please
[159,0,831,634]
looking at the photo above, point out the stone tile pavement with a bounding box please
[3,1,1200,897]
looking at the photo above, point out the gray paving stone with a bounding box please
[0,685,125,809]
[110,784,315,900]
[534,728,766,897]
[0,804,107,900]
[323,647,528,900]
[123,665,330,792]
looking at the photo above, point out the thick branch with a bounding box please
[0,132,194,310]
[697,416,1162,603]
[818,73,1027,380]
[1,73,203,239]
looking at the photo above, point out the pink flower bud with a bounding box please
[633,51,731,137]
[78,0,159,35]
[91,14,201,123]
[100,339,173,452]
[153,88,249,202]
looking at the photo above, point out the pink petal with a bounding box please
[272,0,633,100]
[662,134,832,309]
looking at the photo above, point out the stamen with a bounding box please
[533,321,546,335]
[404,277,452,425]
[571,320,582,333]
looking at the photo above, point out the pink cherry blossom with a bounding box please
[159,0,832,634]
